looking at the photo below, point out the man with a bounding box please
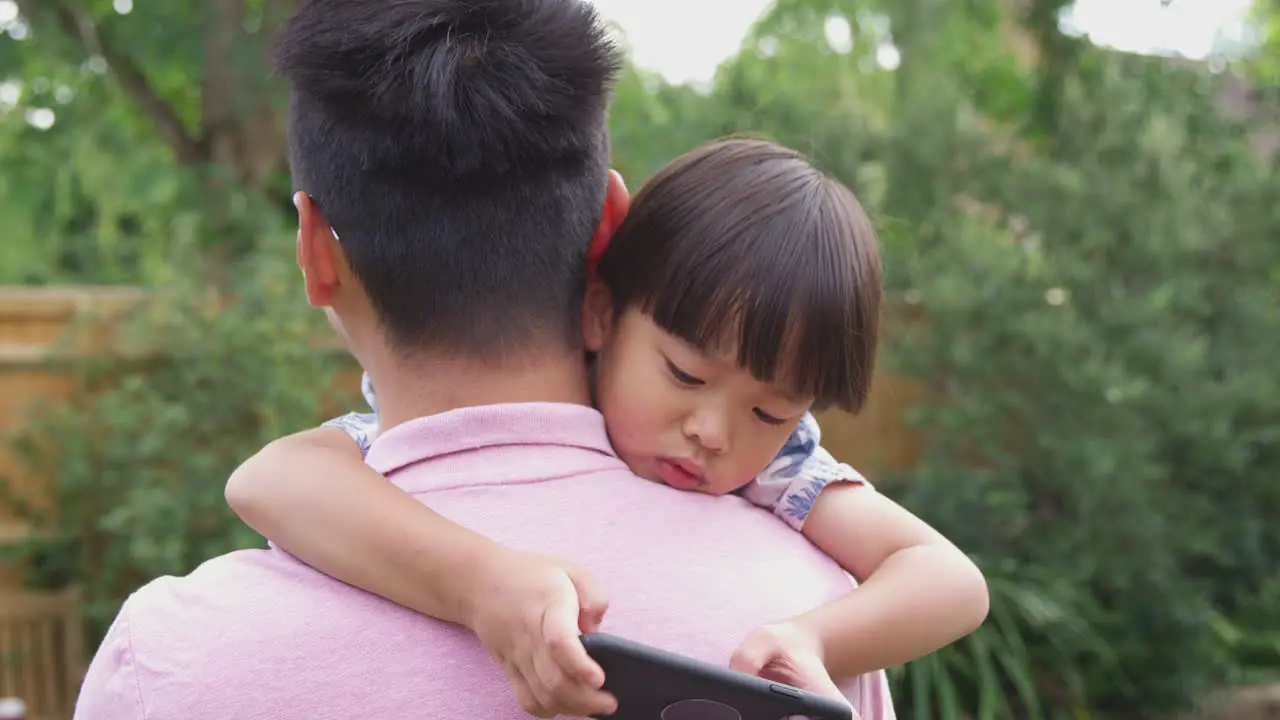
[74,0,891,717]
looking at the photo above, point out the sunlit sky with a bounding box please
[587,0,1256,84]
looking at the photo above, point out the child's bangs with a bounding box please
[641,188,879,413]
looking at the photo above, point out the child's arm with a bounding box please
[226,426,490,623]
[795,479,989,676]
[224,426,616,717]
[732,417,989,682]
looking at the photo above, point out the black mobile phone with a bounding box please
[581,632,852,720]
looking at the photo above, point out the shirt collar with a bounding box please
[365,402,616,476]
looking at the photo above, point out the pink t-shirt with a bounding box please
[75,403,895,719]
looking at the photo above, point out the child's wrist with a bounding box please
[455,542,521,629]
[783,614,831,665]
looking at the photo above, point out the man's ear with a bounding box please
[581,277,615,353]
[294,191,341,308]
[587,170,630,271]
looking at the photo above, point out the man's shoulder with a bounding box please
[122,548,281,638]
[122,545,461,649]
[99,547,503,719]
[128,546,281,597]
[124,545,359,623]
[76,549,291,720]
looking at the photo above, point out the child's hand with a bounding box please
[730,622,848,703]
[466,548,617,718]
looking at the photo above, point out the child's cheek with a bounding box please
[711,457,763,495]
[598,395,642,457]
[604,410,645,458]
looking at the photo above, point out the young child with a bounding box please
[227,138,988,714]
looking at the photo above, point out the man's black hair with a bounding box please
[274,0,621,358]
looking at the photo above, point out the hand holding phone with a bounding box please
[581,633,853,720]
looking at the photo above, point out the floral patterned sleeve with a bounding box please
[319,371,380,457]
[737,413,872,531]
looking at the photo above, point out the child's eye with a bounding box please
[665,359,704,386]
[753,408,786,426]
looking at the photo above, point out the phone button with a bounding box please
[770,683,802,698]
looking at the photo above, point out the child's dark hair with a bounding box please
[273,0,620,358]
[596,138,882,413]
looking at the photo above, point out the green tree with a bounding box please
[0,0,295,282]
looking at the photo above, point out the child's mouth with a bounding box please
[656,457,706,491]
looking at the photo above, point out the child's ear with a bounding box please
[581,278,614,353]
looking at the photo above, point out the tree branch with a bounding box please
[201,0,244,139]
[22,0,206,164]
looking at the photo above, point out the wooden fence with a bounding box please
[0,288,148,720]
[0,288,149,590]
[0,587,84,720]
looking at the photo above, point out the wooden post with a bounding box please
[0,587,84,720]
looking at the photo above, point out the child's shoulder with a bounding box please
[768,413,827,481]
[739,413,871,531]
[321,412,378,457]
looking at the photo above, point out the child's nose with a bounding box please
[683,408,729,454]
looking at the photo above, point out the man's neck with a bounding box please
[364,349,593,433]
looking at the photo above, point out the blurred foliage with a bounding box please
[0,240,359,639]
[1,0,1279,717]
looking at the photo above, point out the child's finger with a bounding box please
[539,587,606,687]
[728,637,771,676]
[564,563,610,634]
[548,623,606,687]
[507,662,551,718]
[534,638,616,716]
